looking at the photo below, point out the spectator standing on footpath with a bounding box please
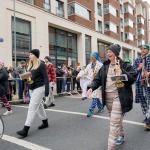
[16,60,26,99]
[61,65,68,93]
[73,66,81,92]
[44,56,56,108]
[0,60,13,115]
[8,66,18,95]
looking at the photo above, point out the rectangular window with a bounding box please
[44,0,50,12]
[121,32,124,41]
[120,4,123,14]
[122,48,129,60]
[125,33,128,40]
[98,20,102,33]
[120,18,123,28]
[85,35,91,65]
[12,17,31,58]
[68,3,91,20]
[137,17,144,24]
[116,10,118,17]
[125,32,134,40]
[97,3,102,16]
[138,39,145,46]
[56,0,64,17]
[104,4,116,17]
[25,0,34,4]
[104,22,110,31]
[124,19,133,28]
[104,22,118,33]
[124,5,133,15]
[49,27,77,67]
[137,28,144,35]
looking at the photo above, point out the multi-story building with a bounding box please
[0,0,150,67]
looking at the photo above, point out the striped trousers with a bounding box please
[0,95,12,111]
[106,91,124,150]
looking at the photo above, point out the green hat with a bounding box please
[125,58,132,64]
[82,66,86,68]
[141,44,150,51]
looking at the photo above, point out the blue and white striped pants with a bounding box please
[89,98,103,111]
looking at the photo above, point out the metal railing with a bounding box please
[6,76,81,101]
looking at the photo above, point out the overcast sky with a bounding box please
[144,0,150,5]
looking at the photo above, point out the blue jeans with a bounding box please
[18,80,24,99]
[67,82,71,92]
[89,98,103,111]
[62,79,66,92]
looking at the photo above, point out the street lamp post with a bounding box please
[13,0,17,68]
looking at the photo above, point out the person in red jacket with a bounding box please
[44,56,56,108]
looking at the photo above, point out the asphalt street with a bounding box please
[0,95,150,150]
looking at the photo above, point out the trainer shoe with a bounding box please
[144,124,150,130]
[98,108,104,113]
[87,110,94,117]
[116,136,125,145]
[3,110,13,116]
[49,103,55,107]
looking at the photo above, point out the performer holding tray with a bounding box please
[16,49,49,138]
[87,44,136,150]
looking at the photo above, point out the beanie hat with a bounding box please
[0,60,4,67]
[29,49,40,58]
[141,44,150,51]
[125,58,132,64]
[107,44,121,57]
[44,56,51,62]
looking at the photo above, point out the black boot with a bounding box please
[16,126,30,137]
[38,119,49,129]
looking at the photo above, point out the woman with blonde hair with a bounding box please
[16,49,49,137]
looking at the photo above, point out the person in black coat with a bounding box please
[16,49,49,137]
[87,44,137,150]
[56,66,65,94]
[0,60,12,115]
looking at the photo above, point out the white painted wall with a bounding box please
[0,0,140,67]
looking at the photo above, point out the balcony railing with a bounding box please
[56,8,64,17]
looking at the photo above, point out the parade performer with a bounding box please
[76,52,103,117]
[16,49,49,137]
[87,44,136,150]
[44,56,56,108]
[79,66,88,100]
[0,60,12,115]
[133,44,150,130]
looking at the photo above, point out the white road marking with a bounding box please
[2,134,51,150]
[13,105,144,126]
